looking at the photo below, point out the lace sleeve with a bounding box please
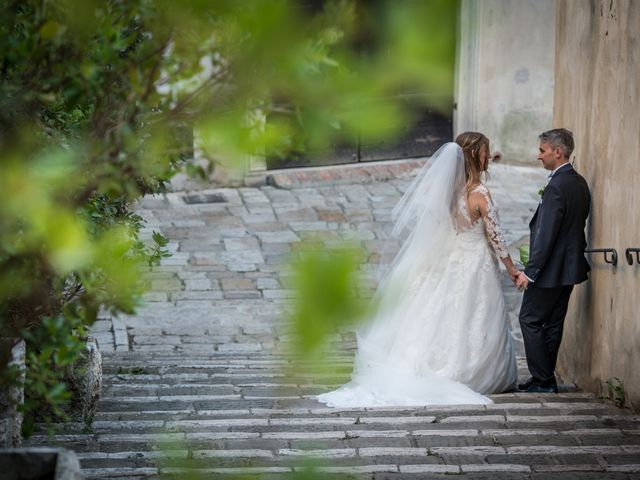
[475,186,509,259]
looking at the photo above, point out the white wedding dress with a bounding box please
[317,143,517,407]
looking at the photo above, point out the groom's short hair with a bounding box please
[539,128,574,159]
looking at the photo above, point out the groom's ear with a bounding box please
[554,146,563,159]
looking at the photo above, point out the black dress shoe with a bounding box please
[526,384,558,394]
[518,377,534,390]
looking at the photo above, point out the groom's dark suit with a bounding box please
[519,163,591,387]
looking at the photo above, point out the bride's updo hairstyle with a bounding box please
[455,131,489,188]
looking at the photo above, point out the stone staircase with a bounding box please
[24,167,640,478]
[27,351,640,479]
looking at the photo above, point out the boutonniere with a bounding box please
[538,185,546,197]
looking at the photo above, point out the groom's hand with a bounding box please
[515,272,529,291]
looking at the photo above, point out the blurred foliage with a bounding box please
[289,241,367,358]
[20,316,88,436]
[0,0,457,436]
[0,0,178,432]
[154,435,337,479]
[604,377,627,408]
[519,245,530,266]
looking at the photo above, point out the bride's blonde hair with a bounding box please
[455,131,489,189]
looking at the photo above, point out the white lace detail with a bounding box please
[468,185,509,259]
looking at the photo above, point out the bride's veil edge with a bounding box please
[361,142,466,335]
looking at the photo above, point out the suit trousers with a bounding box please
[518,284,574,385]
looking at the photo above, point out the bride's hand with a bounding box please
[501,257,521,286]
[507,266,520,283]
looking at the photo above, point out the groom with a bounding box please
[515,128,591,393]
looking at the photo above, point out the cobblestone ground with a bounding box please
[27,161,640,479]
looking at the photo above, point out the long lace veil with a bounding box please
[364,142,466,330]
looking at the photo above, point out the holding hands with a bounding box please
[514,271,529,291]
[506,266,529,291]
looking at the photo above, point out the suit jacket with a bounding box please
[524,164,591,288]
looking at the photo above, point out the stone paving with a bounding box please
[27,160,640,479]
[91,161,541,355]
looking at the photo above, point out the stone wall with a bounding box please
[455,0,556,162]
[554,0,640,408]
[0,339,25,448]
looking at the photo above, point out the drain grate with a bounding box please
[182,193,227,204]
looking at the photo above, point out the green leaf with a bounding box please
[152,231,169,246]
[289,242,365,356]
[39,21,66,40]
[47,383,67,400]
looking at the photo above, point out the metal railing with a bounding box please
[585,248,618,267]
[625,248,640,266]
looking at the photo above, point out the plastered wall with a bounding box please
[554,0,640,407]
[455,0,556,162]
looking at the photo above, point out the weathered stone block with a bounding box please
[256,231,300,244]
[221,278,255,291]
[224,291,263,300]
[0,448,83,479]
[64,337,102,427]
[0,339,25,448]
[256,278,280,290]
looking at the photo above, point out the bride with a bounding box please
[318,132,519,406]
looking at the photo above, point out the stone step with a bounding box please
[99,381,609,403]
[29,427,640,449]
[103,373,345,383]
[87,403,628,422]
[101,383,344,394]
[89,401,616,416]
[93,401,621,419]
[54,447,640,478]
[40,411,640,436]
[100,350,345,358]
[76,463,640,479]
[92,401,616,421]
[101,364,355,376]
[101,360,356,369]
[68,445,640,464]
